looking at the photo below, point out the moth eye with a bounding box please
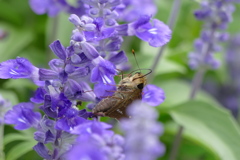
[137,83,144,89]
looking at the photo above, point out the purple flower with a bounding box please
[117,0,157,22]
[202,34,240,117]
[0,57,43,86]
[29,0,61,17]
[41,90,72,118]
[108,51,128,65]
[49,40,68,60]
[29,0,87,17]
[65,139,108,160]
[66,121,125,160]
[33,116,79,159]
[128,15,172,47]
[142,84,165,106]
[64,80,97,102]
[194,1,235,30]
[91,56,117,84]
[30,87,47,104]
[1,0,171,159]
[188,1,239,70]
[94,82,116,98]
[33,142,51,159]
[120,100,165,160]
[4,102,41,130]
[226,34,240,91]
[71,120,113,135]
[69,14,96,31]
[55,108,87,131]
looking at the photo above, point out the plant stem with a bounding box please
[0,124,4,160]
[169,28,215,160]
[169,68,206,160]
[47,16,59,62]
[149,0,181,82]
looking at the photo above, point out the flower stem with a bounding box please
[47,16,59,62]
[149,0,181,82]
[169,28,215,160]
[169,68,206,160]
[0,124,4,160]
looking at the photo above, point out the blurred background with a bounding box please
[1,0,240,159]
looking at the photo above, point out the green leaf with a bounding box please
[0,25,33,61]
[0,90,19,105]
[170,100,240,160]
[0,2,22,25]
[4,133,29,145]
[6,141,37,160]
[157,80,221,110]
[164,122,219,159]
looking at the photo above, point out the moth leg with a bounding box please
[94,112,106,117]
[103,83,121,87]
[116,68,123,78]
[83,90,93,93]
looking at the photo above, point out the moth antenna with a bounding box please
[132,69,152,81]
[132,49,142,73]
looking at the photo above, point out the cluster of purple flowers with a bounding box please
[188,0,240,70]
[120,100,165,160]
[29,0,157,22]
[226,34,240,92]
[203,34,240,118]
[29,0,86,17]
[0,0,171,159]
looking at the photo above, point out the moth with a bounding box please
[92,69,151,120]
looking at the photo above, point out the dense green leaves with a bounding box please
[169,100,240,160]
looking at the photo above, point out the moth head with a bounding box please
[119,69,151,90]
[130,72,147,89]
[119,72,146,89]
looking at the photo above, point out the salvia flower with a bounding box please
[116,0,157,22]
[203,34,240,118]
[120,100,165,160]
[0,0,170,159]
[188,0,239,70]
[4,102,41,130]
[29,0,86,17]
[128,15,172,47]
[0,57,43,85]
[142,84,165,106]
[226,34,240,92]
[66,120,125,160]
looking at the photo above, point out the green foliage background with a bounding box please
[0,0,240,159]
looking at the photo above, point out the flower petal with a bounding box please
[49,40,67,60]
[142,84,165,106]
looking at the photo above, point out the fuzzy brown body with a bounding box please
[92,72,147,120]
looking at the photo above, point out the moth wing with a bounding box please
[106,90,142,119]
